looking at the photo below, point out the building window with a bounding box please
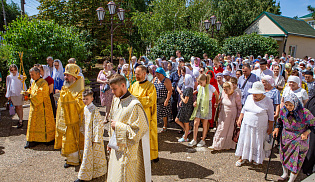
[289,45,297,57]
[308,20,315,29]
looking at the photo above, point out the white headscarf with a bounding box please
[120,64,130,88]
[42,65,51,79]
[156,58,162,67]
[288,76,301,87]
[52,59,64,82]
[6,65,23,98]
[184,74,194,89]
[185,66,194,78]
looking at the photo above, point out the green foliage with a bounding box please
[2,16,88,74]
[132,0,281,43]
[221,33,279,57]
[37,0,148,58]
[149,30,219,61]
[0,0,21,31]
[0,44,15,77]
[308,5,315,19]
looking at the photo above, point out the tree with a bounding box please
[37,0,150,58]
[308,5,315,19]
[1,16,88,74]
[149,30,219,61]
[0,0,20,31]
[132,0,281,43]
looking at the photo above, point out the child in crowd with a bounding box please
[76,89,107,182]
[189,74,219,147]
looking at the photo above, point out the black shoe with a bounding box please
[64,163,74,168]
[24,142,37,149]
[152,157,159,163]
[45,140,55,146]
[17,121,23,129]
[74,179,86,182]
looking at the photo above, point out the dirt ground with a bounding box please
[0,105,308,182]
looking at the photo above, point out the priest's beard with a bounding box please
[64,80,76,87]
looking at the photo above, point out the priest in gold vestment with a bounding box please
[129,65,158,161]
[54,64,85,168]
[24,67,55,148]
[107,74,151,182]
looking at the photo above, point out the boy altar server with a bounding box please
[75,89,107,182]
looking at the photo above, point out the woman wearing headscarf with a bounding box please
[209,82,242,151]
[170,63,182,123]
[140,56,151,67]
[302,94,315,176]
[148,65,157,82]
[235,82,274,167]
[273,65,285,91]
[273,94,315,182]
[52,59,64,93]
[176,67,194,142]
[166,61,176,78]
[38,65,56,118]
[120,64,131,89]
[6,64,25,128]
[153,67,173,132]
[117,58,126,74]
[262,75,281,120]
[282,76,309,107]
[155,58,163,68]
[282,69,308,96]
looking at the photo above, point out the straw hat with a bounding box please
[248,82,266,94]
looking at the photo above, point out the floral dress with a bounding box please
[279,107,315,173]
[98,70,114,117]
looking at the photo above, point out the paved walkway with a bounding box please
[0,106,308,182]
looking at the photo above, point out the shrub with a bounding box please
[1,16,89,74]
[149,30,220,61]
[221,33,279,57]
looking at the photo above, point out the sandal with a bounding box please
[17,120,23,129]
[161,127,167,132]
[277,176,288,181]
[235,159,245,167]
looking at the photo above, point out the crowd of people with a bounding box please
[4,51,315,182]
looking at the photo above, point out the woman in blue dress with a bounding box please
[52,59,64,93]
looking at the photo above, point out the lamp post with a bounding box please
[204,15,222,38]
[96,1,125,63]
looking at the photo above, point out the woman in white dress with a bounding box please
[6,64,25,128]
[235,82,274,166]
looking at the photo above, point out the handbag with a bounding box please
[9,101,15,115]
[232,122,240,143]
[157,97,167,105]
[101,84,110,93]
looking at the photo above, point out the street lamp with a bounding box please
[204,15,222,38]
[96,1,125,63]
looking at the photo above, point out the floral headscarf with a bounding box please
[283,93,303,122]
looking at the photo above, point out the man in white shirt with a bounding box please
[251,59,273,78]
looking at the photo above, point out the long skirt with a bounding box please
[235,123,267,164]
[280,129,310,173]
[100,89,113,117]
[212,107,236,150]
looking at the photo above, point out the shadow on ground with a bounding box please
[152,157,214,179]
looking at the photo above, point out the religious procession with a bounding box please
[2,0,315,182]
[2,52,315,182]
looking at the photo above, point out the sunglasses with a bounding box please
[10,69,17,72]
